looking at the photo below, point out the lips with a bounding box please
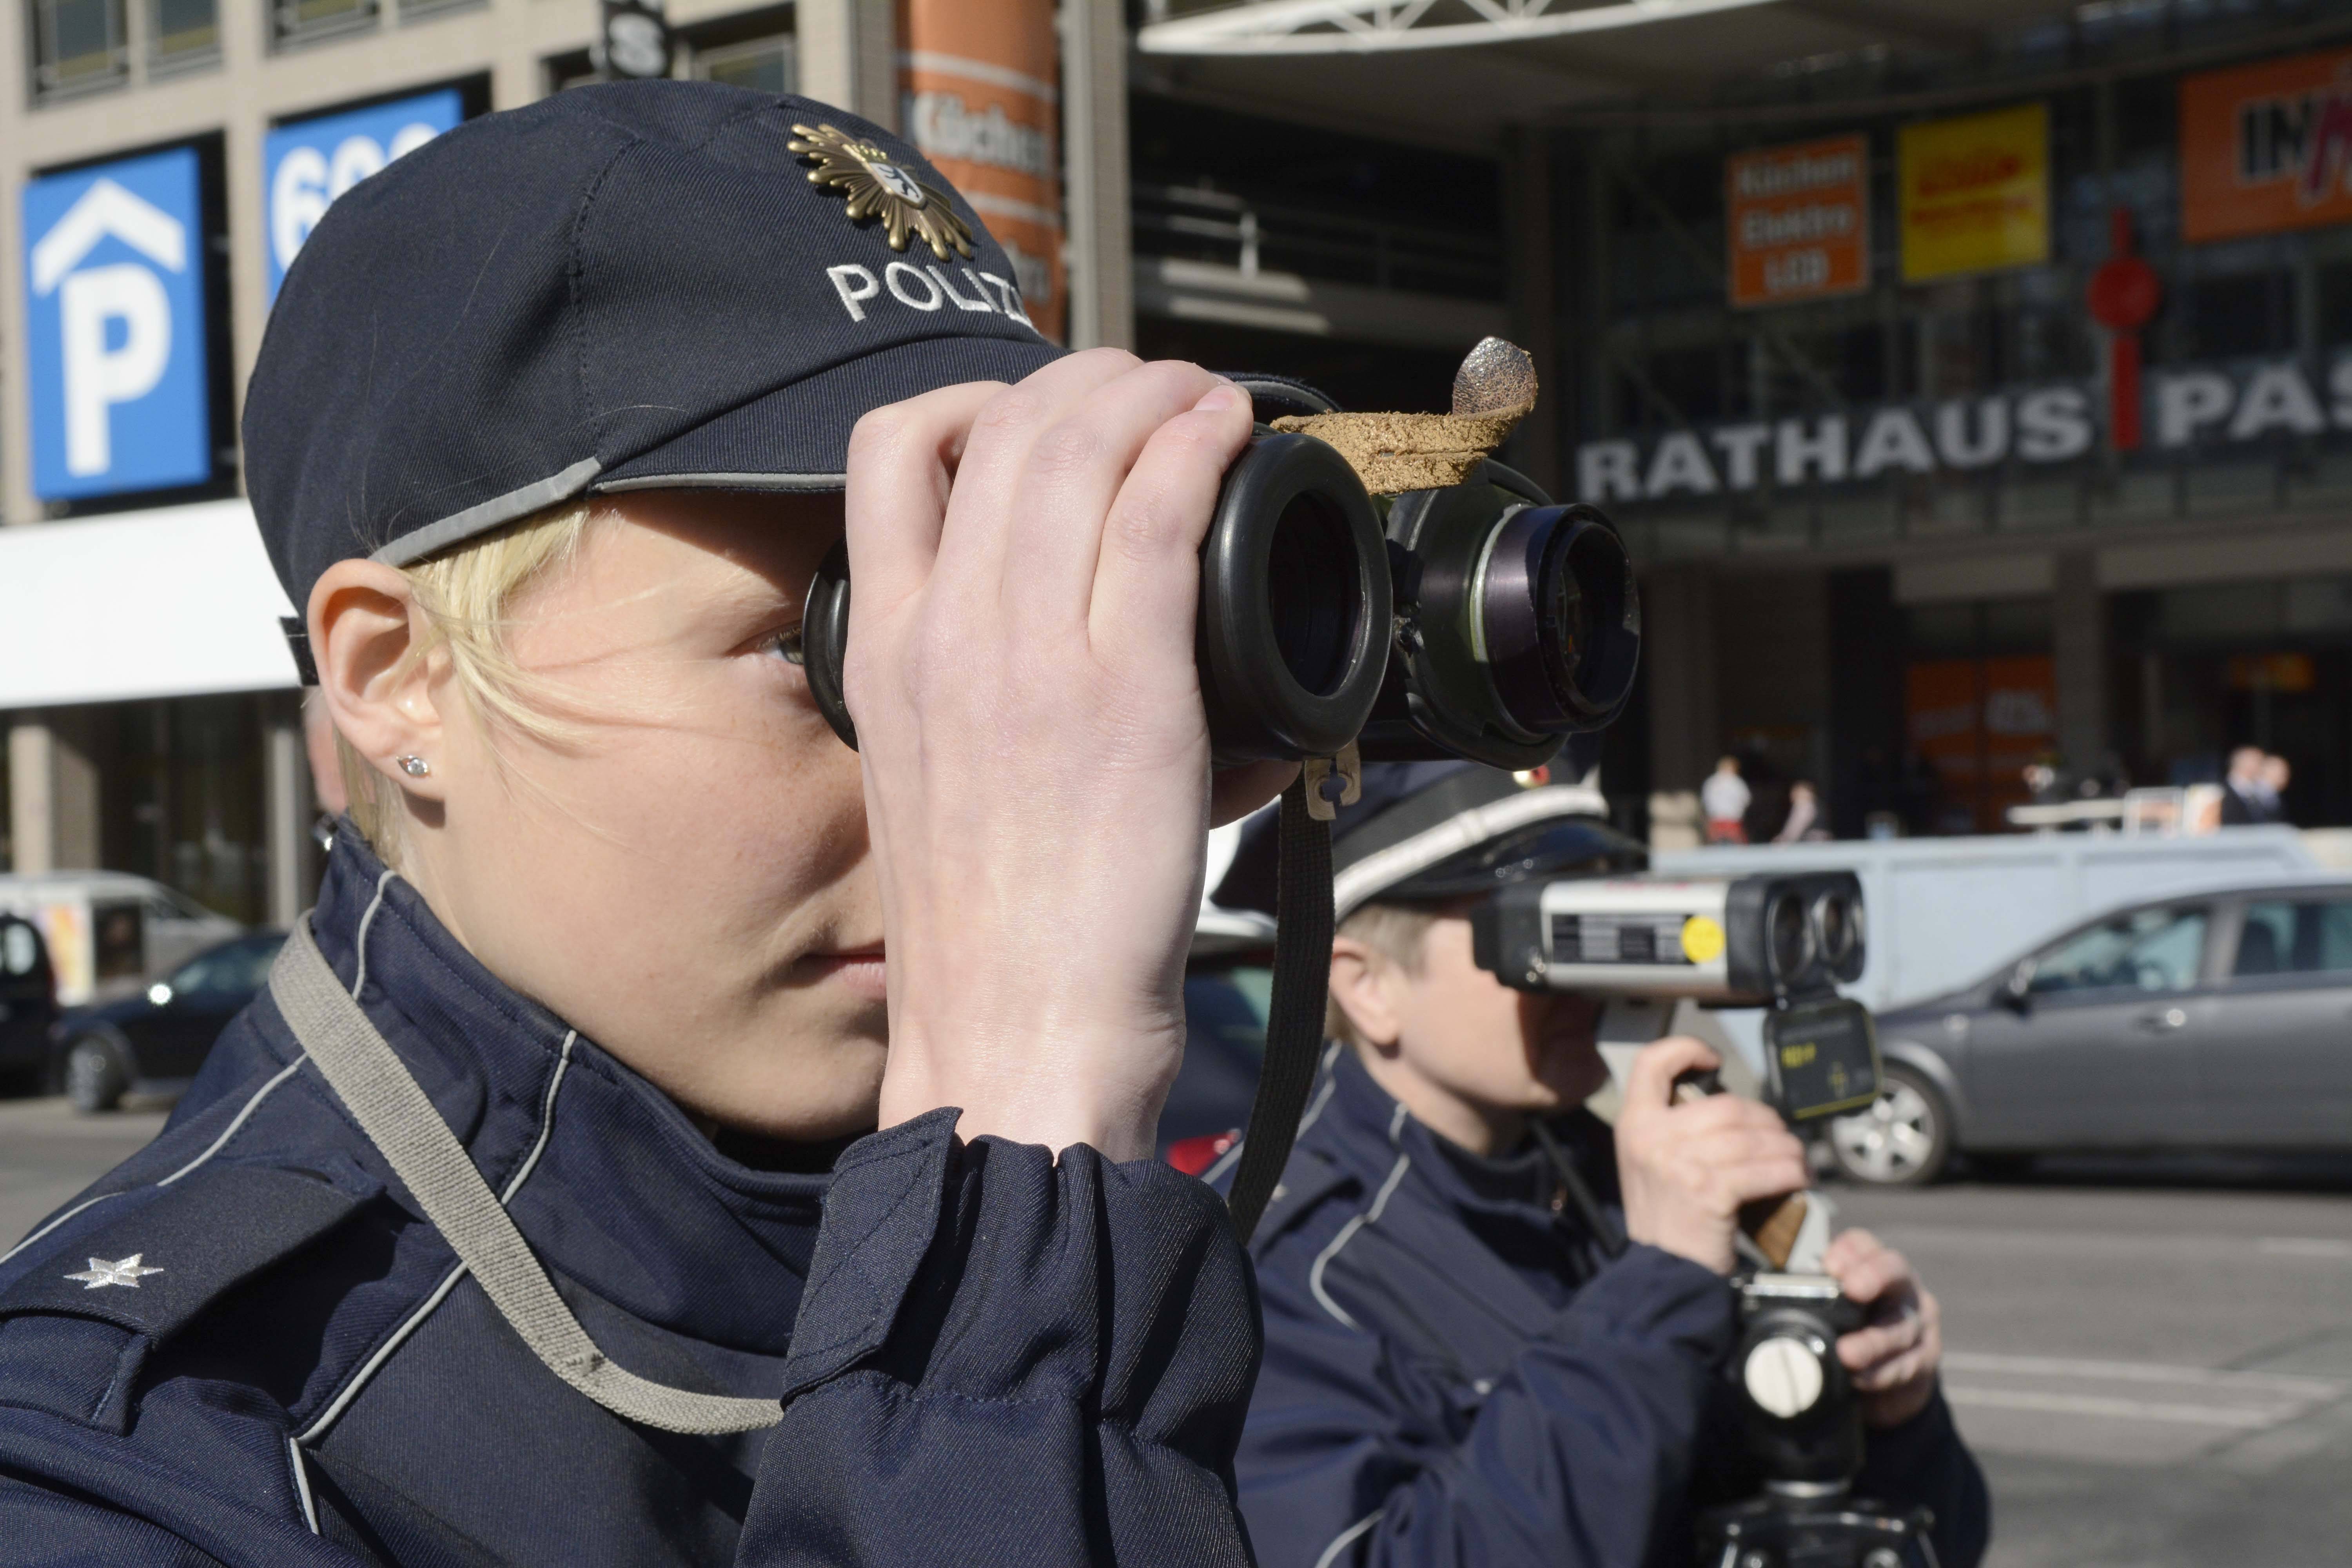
[802,948,887,1003]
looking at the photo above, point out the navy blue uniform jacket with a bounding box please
[0,834,1259,1564]
[1220,1048,1989,1568]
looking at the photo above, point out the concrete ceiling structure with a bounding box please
[1133,0,2106,147]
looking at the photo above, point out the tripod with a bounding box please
[1699,1275,1940,1568]
[1697,1482,1937,1568]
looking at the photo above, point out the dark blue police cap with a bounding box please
[1212,747,1643,924]
[245,81,1063,611]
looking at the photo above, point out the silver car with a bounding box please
[1829,881,2352,1185]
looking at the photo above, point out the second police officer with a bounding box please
[1212,762,1991,1568]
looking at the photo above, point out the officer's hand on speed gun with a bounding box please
[1615,1036,1811,1275]
[844,350,1296,1163]
[1822,1228,1945,1429]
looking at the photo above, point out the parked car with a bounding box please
[1828,881,2352,1185]
[0,914,58,1094]
[51,930,286,1113]
[0,873,243,1007]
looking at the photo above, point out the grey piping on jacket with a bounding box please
[349,871,396,1002]
[1199,1041,1345,1192]
[1312,1508,1385,1568]
[0,1051,310,1268]
[268,920,783,1435]
[1308,1116,1414,1333]
[371,459,604,568]
[592,470,848,494]
[298,1032,576,1446]
[287,1436,320,1534]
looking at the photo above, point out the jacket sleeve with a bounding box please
[1855,1390,1991,1568]
[738,1110,1260,1566]
[1236,1238,1736,1568]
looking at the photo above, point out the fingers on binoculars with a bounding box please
[1628,1037,1722,1102]
[844,379,1005,609]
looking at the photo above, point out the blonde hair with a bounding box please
[1325,901,1441,1047]
[334,502,598,866]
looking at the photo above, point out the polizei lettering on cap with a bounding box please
[826,262,1033,327]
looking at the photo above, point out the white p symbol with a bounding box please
[59,265,171,476]
[29,176,189,479]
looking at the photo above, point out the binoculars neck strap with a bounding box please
[268,920,786,1436]
[1223,778,1336,1245]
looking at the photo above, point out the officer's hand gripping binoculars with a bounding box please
[799,423,1641,771]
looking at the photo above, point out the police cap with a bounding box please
[244,80,1062,612]
[1214,751,1646,925]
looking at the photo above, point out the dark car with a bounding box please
[51,930,286,1114]
[1828,881,2352,1185]
[0,914,58,1094]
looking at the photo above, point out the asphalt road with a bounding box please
[5,1096,2349,1565]
[1835,1153,2352,1568]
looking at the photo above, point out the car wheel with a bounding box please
[65,1036,129,1115]
[1827,1064,1951,1187]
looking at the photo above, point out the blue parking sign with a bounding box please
[265,89,463,301]
[21,147,213,501]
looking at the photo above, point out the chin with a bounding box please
[675,1036,888,1143]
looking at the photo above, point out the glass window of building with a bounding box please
[545,49,598,93]
[272,0,377,49]
[693,33,795,96]
[147,0,217,72]
[30,0,128,99]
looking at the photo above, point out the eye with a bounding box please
[768,626,807,666]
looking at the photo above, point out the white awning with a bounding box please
[0,499,301,711]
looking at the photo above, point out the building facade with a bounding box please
[1546,4,2352,839]
[7,0,2348,937]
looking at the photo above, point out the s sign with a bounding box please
[265,89,464,301]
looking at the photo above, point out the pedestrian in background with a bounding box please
[1775,778,1824,842]
[1702,754,1751,844]
[2259,753,2293,825]
[2220,745,2274,825]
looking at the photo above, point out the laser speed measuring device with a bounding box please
[1468,870,1880,1125]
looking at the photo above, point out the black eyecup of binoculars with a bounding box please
[1198,430,1392,764]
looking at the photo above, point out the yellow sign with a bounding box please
[1898,103,2049,283]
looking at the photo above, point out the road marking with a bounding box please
[1942,1352,2341,1399]
[1942,1350,2344,1443]
[1874,1224,2352,1263]
[1944,1388,2281,1428]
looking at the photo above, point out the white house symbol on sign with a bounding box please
[30,179,188,478]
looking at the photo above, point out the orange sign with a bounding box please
[1726,135,1870,309]
[2181,47,2352,244]
[898,0,1065,341]
[1907,655,2056,832]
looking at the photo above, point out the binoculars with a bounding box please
[800,422,1642,771]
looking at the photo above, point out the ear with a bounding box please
[1328,933,1403,1052]
[309,559,447,801]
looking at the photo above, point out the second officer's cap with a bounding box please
[1214,752,1647,926]
[244,80,1063,612]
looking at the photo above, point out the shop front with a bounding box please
[1561,26,2352,838]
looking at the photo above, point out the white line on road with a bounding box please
[1944,1387,2284,1428]
[1942,1352,2343,1399]
[1875,1224,2352,1263]
[2259,1236,2352,1260]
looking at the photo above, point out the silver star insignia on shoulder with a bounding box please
[65,1254,164,1290]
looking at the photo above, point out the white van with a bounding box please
[0,874,242,1007]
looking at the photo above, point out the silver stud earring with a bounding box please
[396,755,430,778]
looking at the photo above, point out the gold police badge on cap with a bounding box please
[789,123,974,262]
